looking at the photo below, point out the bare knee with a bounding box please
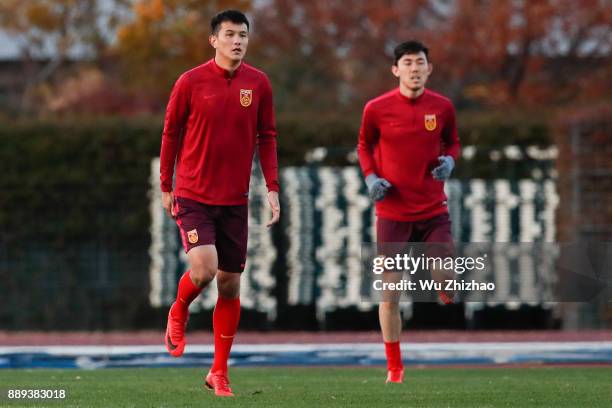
[379,301,400,314]
[187,245,218,287]
[216,271,240,298]
[190,259,217,288]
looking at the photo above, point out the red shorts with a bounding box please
[376,213,454,258]
[174,196,248,273]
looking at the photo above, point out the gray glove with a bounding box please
[432,156,455,181]
[365,174,392,201]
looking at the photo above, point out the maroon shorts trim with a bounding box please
[174,196,248,273]
[376,213,454,258]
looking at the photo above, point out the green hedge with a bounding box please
[0,118,160,244]
[0,118,162,329]
[0,113,552,243]
[275,111,553,179]
[276,110,551,162]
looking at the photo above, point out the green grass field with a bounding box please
[1,367,611,407]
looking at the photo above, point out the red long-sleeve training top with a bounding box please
[160,59,279,205]
[358,88,461,222]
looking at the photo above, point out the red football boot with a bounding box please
[438,289,454,305]
[205,371,234,397]
[386,368,405,384]
[164,303,187,357]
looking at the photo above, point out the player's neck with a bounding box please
[398,83,425,99]
[214,54,242,76]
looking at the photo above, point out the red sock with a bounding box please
[170,270,202,321]
[211,296,241,374]
[384,341,403,371]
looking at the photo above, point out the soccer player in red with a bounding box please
[357,41,461,384]
[159,10,280,397]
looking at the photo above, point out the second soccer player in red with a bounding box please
[357,41,461,384]
[159,10,280,397]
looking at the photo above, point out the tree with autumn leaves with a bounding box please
[0,0,130,113]
[248,0,610,112]
[114,0,250,109]
[1,0,609,116]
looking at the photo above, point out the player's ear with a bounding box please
[427,62,433,76]
[391,64,400,78]
[209,34,217,48]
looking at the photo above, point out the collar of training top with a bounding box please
[395,87,429,104]
[210,58,244,79]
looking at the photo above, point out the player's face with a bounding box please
[210,21,249,63]
[392,52,433,91]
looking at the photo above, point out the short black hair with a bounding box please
[210,10,249,35]
[393,41,429,65]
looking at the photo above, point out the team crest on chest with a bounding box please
[424,114,437,131]
[187,229,198,244]
[240,89,253,107]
